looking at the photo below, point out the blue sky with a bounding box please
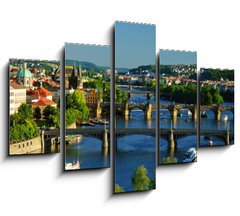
[160,50,197,65]
[115,22,156,69]
[65,43,110,67]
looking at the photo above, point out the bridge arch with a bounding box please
[178,108,193,117]
[129,107,146,119]
[159,108,171,118]
[201,109,215,119]
[221,110,234,120]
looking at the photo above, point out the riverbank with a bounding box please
[9,136,42,155]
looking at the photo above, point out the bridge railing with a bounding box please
[44,128,233,136]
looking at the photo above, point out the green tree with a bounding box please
[66,108,76,126]
[116,87,128,103]
[43,105,57,120]
[18,103,33,121]
[131,165,151,191]
[213,93,223,105]
[66,90,89,120]
[115,184,125,193]
[10,113,21,126]
[47,109,60,128]
[33,107,41,120]
[149,178,156,190]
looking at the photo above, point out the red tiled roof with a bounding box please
[11,68,19,73]
[10,81,25,89]
[32,97,57,106]
[27,87,52,97]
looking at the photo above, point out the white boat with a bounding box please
[183,148,197,163]
[208,140,213,146]
[65,161,80,170]
[222,115,228,122]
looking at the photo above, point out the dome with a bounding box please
[17,67,32,78]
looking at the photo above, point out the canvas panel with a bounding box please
[114,21,156,193]
[199,68,234,146]
[158,50,197,164]
[65,43,110,170]
[9,59,60,155]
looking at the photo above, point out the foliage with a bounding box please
[131,165,151,191]
[116,87,128,103]
[9,117,39,143]
[149,178,156,190]
[66,90,90,126]
[114,184,125,193]
[160,84,197,104]
[102,82,110,102]
[47,109,60,128]
[17,103,33,121]
[161,157,178,164]
[42,106,60,128]
[33,107,41,120]
[66,108,81,126]
[200,86,223,105]
[201,68,234,81]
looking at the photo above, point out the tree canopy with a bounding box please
[200,86,223,105]
[114,184,125,193]
[131,165,151,191]
[66,90,89,126]
[201,68,234,81]
[9,105,39,143]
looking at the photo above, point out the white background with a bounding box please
[0,0,239,215]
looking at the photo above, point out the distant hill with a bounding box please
[129,65,156,74]
[65,59,109,72]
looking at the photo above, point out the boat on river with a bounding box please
[222,115,228,122]
[79,121,95,126]
[65,160,80,170]
[183,148,197,163]
[208,140,213,146]
[90,118,109,125]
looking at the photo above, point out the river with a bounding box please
[65,87,234,191]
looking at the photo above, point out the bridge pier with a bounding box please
[124,102,129,120]
[192,105,197,122]
[168,129,176,152]
[102,128,109,148]
[146,103,152,120]
[215,107,221,121]
[225,130,230,145]
[96,100,102,119]
[41,130,45,149]
[172,107,178,123]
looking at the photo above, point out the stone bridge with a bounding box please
[86,102,234,122]
[200,105,234,121]
[44,128,233,150]
[127,90,154,100]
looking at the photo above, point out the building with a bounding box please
[86,89,100,103]
[32,97,57,113]
[68,64,83,89]
[9,82,26,115]
[16,63,33,88]
[26,85,53,103]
